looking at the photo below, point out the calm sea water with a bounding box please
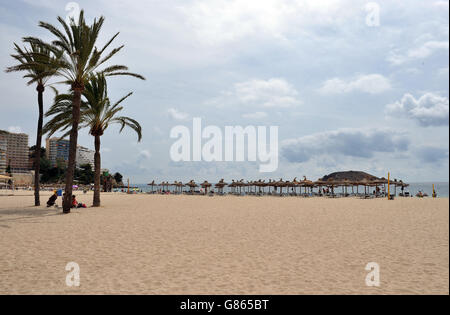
[132,182,449,198]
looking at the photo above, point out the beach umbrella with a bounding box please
[185,180,198,193]
[325,178,338,195]
[228,180,236,194]
[357,178,373,195]
[215,179,228,194]
[176,181,184,193]
[234,179,245,194]
[369,178,387,196]
[255,179,265,194]
[300,176,314,194]
[314,179,328,195]
[291,177,301,194]
[340,179,352,195]
[274,178,287,195]
[147,180,156,193]
[266,179,273,194]
[171,181,182,193]
[201,180,212,194]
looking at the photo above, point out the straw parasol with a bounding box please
[147,180,156,193]
[201,180,212,194]
[274,178,287,195]
[215,179,228,194]
[300,176,314,194]
[314,179,329,194]
[254,179,266,194]
[172,181,184,194]
[236,179,247,194]
[228,180,237,194]
[185,180,198,193]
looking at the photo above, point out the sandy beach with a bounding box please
[0,192,448,295]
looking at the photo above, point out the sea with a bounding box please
[132,182,449,198]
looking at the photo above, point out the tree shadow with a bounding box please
[0,207,64,225]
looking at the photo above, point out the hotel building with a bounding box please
[46,138,70,167]
[76,145,95,169]
[0,130,30,174]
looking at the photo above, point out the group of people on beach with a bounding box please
[46,191,87,208]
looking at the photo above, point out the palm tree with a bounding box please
[5,43,61,206]
[44,73,142,207]
[25,10,145,213]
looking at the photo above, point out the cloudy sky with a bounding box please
[0,0,448,183]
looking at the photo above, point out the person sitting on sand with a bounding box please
[72,195,87,208]
[46,191,58,207]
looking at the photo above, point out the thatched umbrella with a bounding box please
[237,179,247,194]
[185,180,198,193]
[291,177,301,195]
[275,178,287,196]
[255,179,266,194]
[325,178,339,195]
[285,178,297,194]
[397,180,409,196]
[300,176,314,195]
[147,180,156,193]
[215,179,228,194]
[356,178,372,195]
[201,180,212,194]
[172,181,183,194]
[266,179,275,194]
[369,178,387,196]
[314,179,328,195]
[228,180,237,194]
[340,179,353,196]
[159,181,166,192]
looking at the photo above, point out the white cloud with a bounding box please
[434,1,449,9]
[319,74,391,94]
[139,149,151,159]
[7,126,22,133]
[167,108,190,121]
[438,67,449,76]
[182,0,358,45]
[386,93,449,127]
[100,147,112,153]
[210,78,301,108]
[242,111,268,119]
[282,128,410,163]
[387,41,449,65]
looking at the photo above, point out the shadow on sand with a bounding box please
[0,207,64,227]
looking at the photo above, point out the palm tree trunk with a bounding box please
[34,84,44,206]
[63,85,83,213]
[93,134,101,207]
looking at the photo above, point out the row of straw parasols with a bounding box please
[147,177,408,195]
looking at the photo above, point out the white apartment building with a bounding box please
[76,146,95,169]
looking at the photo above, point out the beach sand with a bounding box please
[0,192,448,295]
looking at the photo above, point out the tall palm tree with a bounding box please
[26,10,145,213]
[44,73,142,207]
[5,43,61,206]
